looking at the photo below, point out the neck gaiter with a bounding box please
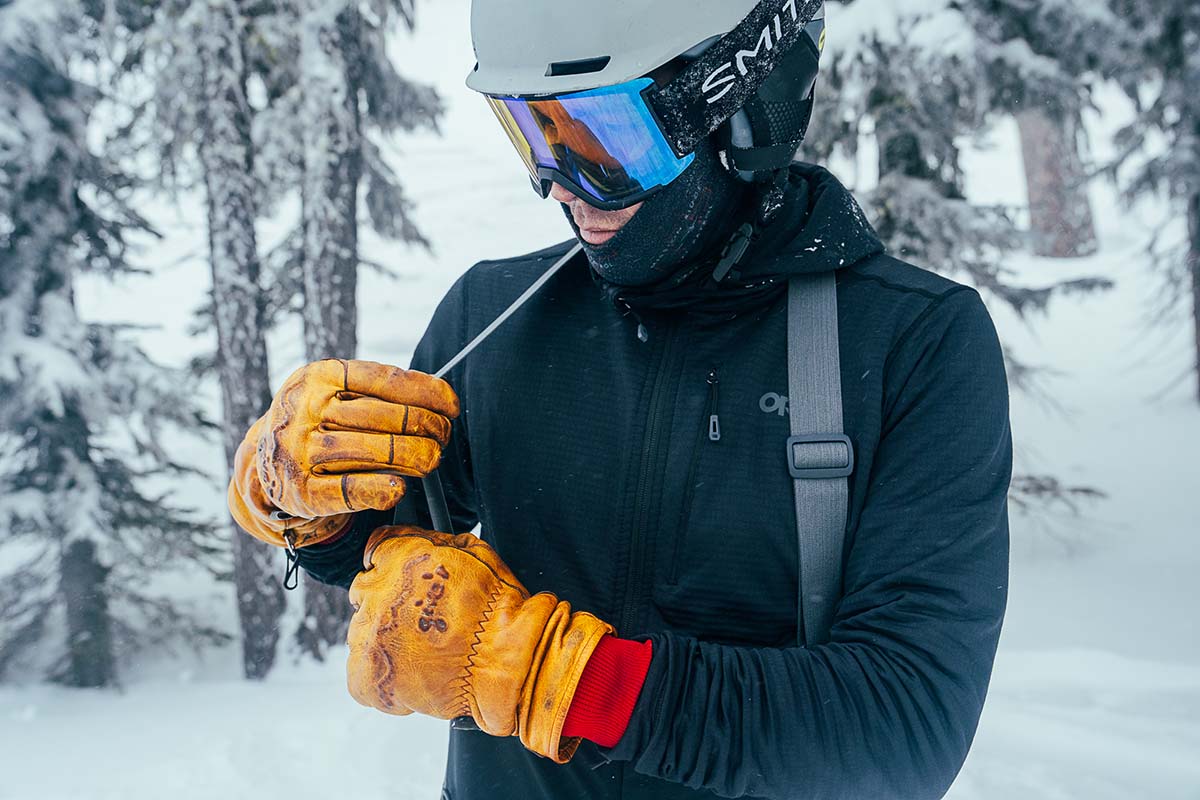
[562,137,748,287]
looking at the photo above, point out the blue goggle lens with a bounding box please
[485,78,694,210]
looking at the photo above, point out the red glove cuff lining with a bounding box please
[561,636,653,748]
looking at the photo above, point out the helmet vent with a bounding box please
[545,56,611,78]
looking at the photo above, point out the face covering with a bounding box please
[562,137,748,287]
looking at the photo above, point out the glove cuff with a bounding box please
[518,599,615,763]
[561,635,653,748]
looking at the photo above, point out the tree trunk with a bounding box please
[59,539,115,688]
[197,0,283,680]
[1016,107,1098,259]
[300,3,362,363]
[1189,193,1200,405]
[55,391,117,688]
[295,2,364,658]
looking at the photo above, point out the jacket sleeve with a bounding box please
[296,273,481,590]
[603,288,1012,800]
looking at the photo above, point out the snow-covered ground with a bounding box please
[2,2,1199,798]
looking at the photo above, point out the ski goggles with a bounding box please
[484,78,695,211]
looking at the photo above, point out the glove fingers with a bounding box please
[340,360,461,419]
[309,430,442,476]
[314,472,408,513]
[323,396,452,445]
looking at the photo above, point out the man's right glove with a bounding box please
[227,359,460,549]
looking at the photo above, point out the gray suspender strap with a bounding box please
[786,272,854,647]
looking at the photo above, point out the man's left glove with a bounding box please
[228,414,354,548]
[227,360,458,549]
[346,526,615,763]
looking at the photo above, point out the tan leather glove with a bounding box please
[346,526,614,763]
[227,359,460,549]
[228,414,353,547]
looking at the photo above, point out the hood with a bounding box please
[739,163,885,280]
[594,164,884,321]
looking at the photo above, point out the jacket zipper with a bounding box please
[669,367,721,585]
[706,368,722,442]
[618,323,680,635]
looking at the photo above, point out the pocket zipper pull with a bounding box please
[706,369,721,442]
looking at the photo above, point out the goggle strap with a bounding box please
[727,141,806,173]
[646,0,824,156]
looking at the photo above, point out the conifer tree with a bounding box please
[808,0,1111,512]
[196,0,283,679]
[1109,0,1200,402]
[252,0,442,658]
[811,3,1110,314]
[962,0,1126,258]
[99,0,443,667]
[97,0,285,677]
[0,0,226,686]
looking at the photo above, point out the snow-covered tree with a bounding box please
[0,0,226,687]
[250,0,441,337]
[817,28,1027,303]
[251,0,442,659]
[294,0,368,660]
[960,0,1126,258]
[196,0,284,680]
[1108,0,1200,403]
[813,3,1111,311]
[94,0,285,678]
[97,0,443,667]
[808,0,1111,512]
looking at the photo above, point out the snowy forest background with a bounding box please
[1,0,1198,797]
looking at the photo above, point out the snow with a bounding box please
[2,1,1198,798]
[953,650,1200,799]
[0,0,60,50]
[0,659,450,800]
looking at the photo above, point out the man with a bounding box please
[228,1,1011,798]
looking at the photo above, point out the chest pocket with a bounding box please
[652,380,800,647]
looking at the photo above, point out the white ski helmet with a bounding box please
[469,0,826,209]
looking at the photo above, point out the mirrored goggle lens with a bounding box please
[485,78,694,206]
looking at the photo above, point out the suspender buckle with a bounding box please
[787,434,854,480]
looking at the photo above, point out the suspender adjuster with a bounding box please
[786,434,854,480]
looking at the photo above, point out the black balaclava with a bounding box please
[563,136,748,288]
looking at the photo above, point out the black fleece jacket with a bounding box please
[298,165,1012,800]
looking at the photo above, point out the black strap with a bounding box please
[786,272,851,646]
[419,474,454,532]
[646,0,824,156]
[728,142,803,173]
